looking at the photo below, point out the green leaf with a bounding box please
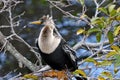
[110,10,116,16]
[96,32,101,42]
[91,17,99,22]
[99,7,108,15]
[114,26,120,36]
[24,74,38,80]
[111,45,120,52]
[107,45,120,59]
[98,76,106,80]
[106,51,117,58]
[79,0,84,6]
[92,20,101,25]
[91,17,102,25]
[76,28,85,35]
[73,69,86,78]
[101,71,113,80]
[117,7,120,13]
[87,28,100,35]
[116,16,120,20]
[114,54,120,67]
[98,24,103,29]
[107,31,114,44]
[97,60,112,67]
[114,68,119,74]
[108,5,116,13]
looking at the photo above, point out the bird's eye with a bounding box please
[40,16,47,23]
[40,19,44,24]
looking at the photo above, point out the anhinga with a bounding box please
[30,15,78,79]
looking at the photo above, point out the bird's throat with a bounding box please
[42,26,51,37]
[38,35,61,54]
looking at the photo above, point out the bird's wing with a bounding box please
[62,41,77,66]
[35,38,40,50]
[62,43,77,61]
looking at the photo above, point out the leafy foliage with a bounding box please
[106,45,120,67]
[85,4,120,44]
[78,3,120,79]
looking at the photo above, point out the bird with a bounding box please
[30,15,88,80]
[30,15,79,80]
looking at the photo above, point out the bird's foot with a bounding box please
[43,70,68,80]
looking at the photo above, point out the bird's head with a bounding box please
[30,15,57,39]
[30,15,55,29]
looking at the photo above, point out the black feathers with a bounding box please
[36,39,78,71]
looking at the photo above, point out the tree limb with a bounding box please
[73,38,119,50]
[0,31,39,72]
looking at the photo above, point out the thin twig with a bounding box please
[8,2,15,33]
[47,0,78,19]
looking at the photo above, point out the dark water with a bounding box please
[0,0,120,79]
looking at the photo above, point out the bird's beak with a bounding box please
[29,20,42,25]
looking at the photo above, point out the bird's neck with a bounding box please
[38,31,61,54]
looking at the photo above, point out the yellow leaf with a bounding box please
[24,74,38,80]
[85,58,99,65]
[108,5,116,13]
[111,45,120,51]
[106,51,117,58]
[117,7,120,13]
[97,60,112,67]
[114,26,120,36]
[76,28,85,35]
[73,69,87,78]
[98,76,106,80]
[114,68,119,74]
[79,0,84,6]
[101,71,112,79]
[116,16,120,20]
[107,31,114,44]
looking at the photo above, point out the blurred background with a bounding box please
[0,0,120,79]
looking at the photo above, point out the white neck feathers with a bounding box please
[38,26,61,54]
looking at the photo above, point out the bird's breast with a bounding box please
[38,36,61,54]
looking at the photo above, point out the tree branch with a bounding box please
[73,38,118,50]
[0,31,39,72]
